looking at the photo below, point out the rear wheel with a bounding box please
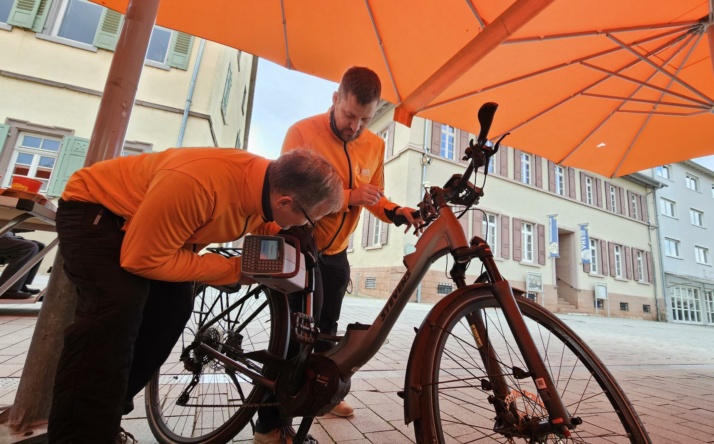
[145,284,289,443]
[414,290,650,443]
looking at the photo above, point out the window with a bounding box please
[619,302,629,312]
[643,304,651,313]
[521,222,534,263]
[520,152,531,185]
[671,286,702,323]
[614,245,623,278]
[690,209,704,227]
[482,213,498,256]
[0,0,12,24]
[695,246,709,265]
[655,165,671,179]
[379,128,389,159]
[636,251,644,282]
[440,125,455,160]
[241,86,248,115]
[1,132,61,194]
[585,177,593,205]
[371,219,383,246]
[609,186,617,211]
[51,0,104,46]
[594,299,604,309]
[589,239,599,274]
[144,26,172,65]
[630,194,639,219]
[686,173,700,191]
[660,198,676,217]
[554,166,565,195]
[364,277,376,289]
[711,184,714,199]
[220,64,233,122]
[664,238,680,258]
[705,291,714,324]
[437,283,453,295]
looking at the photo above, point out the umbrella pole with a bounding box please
[0,0,160,437]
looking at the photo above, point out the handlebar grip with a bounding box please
[393,210,421,227]
[477,102,499,143]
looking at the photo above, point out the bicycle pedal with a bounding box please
[292,312,319,344]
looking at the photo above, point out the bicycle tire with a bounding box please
[414,289,650,443]
[145,284,290,444]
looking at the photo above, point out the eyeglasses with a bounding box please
[293,200,316,228]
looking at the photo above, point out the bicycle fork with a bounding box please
[471,255,576,437]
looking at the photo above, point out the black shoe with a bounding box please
[21,286,41,295]
[0,290,33,300]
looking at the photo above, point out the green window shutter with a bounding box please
[31,0,53,32]
[168,32,194,70]
[7,0,41,28]
[46,136,89,197]
[0,124,10,152]
[93,8,124,50]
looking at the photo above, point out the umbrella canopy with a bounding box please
[93,0,714,177]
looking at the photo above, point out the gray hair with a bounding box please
[269,149,344,214]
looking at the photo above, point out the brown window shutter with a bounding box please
[599,239,609,276]
[361,213,370,247]
[604,182,612,211]
[608,242,616,277]
[626,190,633,217]
[632,248,640,281]
[548,161,555,192]
[514,150,522,182]
[595,178,602,208]
[380,218,389,245]
[619,187,626,215]
[583,261,591,273]
[537,223,545,265]
[535,156,543,189]
[513,218,522,262]
[385,122,395,159]
[580,172,586,202]
[568,168,576,199]
[472,210,483,239]
[430,121,441,155]
[646,251,653,283]
[499,147,509,177]
[458,130,470,163]
[501,216,510,259]
[624,246,632,279]
[348,233,354,250]
[639,195,647,222]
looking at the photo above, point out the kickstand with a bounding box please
[293,416,316,443]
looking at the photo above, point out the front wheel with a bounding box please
[414,291,650,443]
[145,284,290,444]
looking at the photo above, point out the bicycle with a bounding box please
[144,103,651,443]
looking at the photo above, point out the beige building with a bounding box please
[1,0,257,282]
[348,104,664,321]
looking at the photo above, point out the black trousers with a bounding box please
[48,200,193,444]
[256,250,350,432]
[0,232,46,292]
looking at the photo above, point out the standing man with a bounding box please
[254,67,420,444]
[47,147,344,444]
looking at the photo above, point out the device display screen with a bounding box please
[259,239,280,260]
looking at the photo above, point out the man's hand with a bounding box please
[349,183,384,206]
[396,206,423,234]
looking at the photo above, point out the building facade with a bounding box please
[347,106,663,321]
[1,0,257,279]
[641,162,714,326]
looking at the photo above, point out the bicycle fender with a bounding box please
[403,283,494,424]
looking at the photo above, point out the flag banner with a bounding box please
[548,215,559,258]
[579,223,591,264]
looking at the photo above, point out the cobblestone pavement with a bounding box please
[1,295,713,443]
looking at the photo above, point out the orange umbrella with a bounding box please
[91,0,714,177]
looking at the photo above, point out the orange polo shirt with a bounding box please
[62,148,271,285]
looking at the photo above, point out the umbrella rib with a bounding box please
[423,26,689,111]
[364,0,401,103]
[464,0,487,28]
[612,31,705,177]
[580,62,710,107]
[280,0,291,69]
[607,33,714,104]
[504,21,698,45]
[580,93,708,110]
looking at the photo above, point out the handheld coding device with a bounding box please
[241,235,307,293]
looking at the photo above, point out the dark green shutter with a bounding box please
[168,32,194,70]
[46,136,89,197]
[0,124,10,153]
[93,8,124,50]
[7,0,41,28]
